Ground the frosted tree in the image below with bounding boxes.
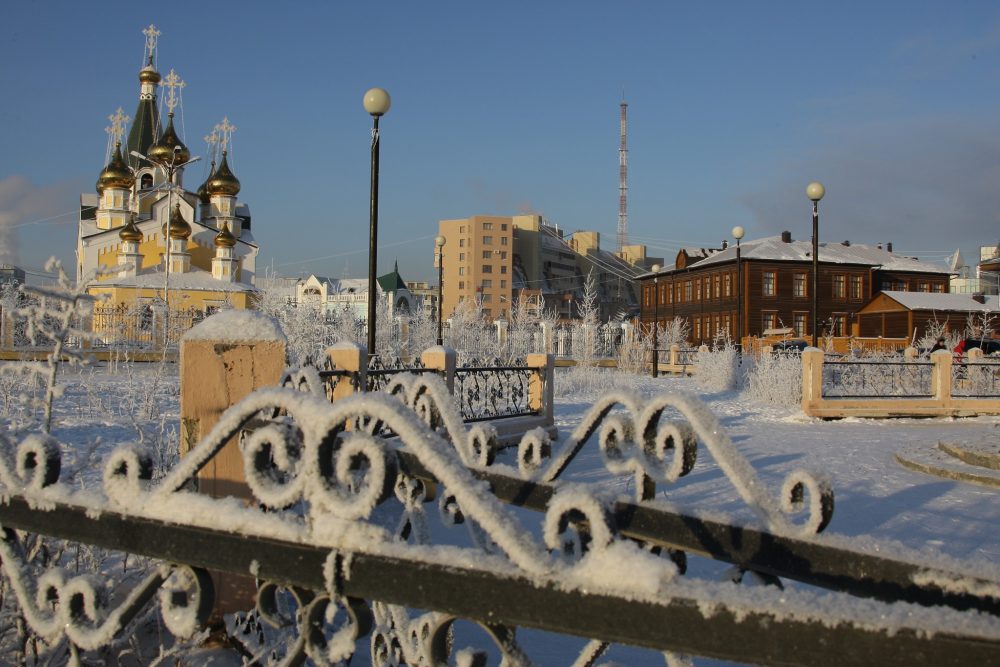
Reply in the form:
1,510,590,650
6,259,100,432
572,271,600,368
965,311,995,346
507,292,542,363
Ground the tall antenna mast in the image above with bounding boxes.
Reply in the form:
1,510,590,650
617,96,629,253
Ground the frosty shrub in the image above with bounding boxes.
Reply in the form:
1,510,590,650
695,330,739,392
915,318,961,354
617,323,651,374
571,271,600,368
742,351,803,407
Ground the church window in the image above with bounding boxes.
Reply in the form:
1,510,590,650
141,173,153,189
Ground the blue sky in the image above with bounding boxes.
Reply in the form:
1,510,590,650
3,2,1000,283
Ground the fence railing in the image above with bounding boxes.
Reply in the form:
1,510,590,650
317,343,555,444
803,347,1000,417
3,320,1000,665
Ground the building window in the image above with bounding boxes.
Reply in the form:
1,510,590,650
501,223,508,231
500,266,507,274
694,279,702,301
918,282,930,292
831,312,847,336
684,281,693,302
482,294,492,302
762,271,776,297
483,236,493,245
932,283,944,293
500,279,507,288
850,275,863,300
793,273,807,298
499,251,508,259
459,239,465,248
723,313,732,337
482,264,492,273
500,236,508,246
482,279,492,288
713,274,721,299
762,310,777,331
724,273,732,298
482,222,493,230
459,253,465,261
665,282,672,304
458,267,465,276
483,308,491,316
833,275,846,299
482,251,492,259
458,281,465,290
793,312,808,338
694,316,702,341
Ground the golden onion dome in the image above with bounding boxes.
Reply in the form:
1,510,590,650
214,223,237,248
147,112,191,166
96,142,135,193
139,65,161,85
197,161,216,204
206,151,240,196
118,215,143,243
162,203,192,240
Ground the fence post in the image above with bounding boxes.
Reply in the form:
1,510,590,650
930,349,953,402
421,345,457,393
670,343,680,366
179,310,286,621
325,342,366,401
527,353,554,423
540,322,554,354
495,320,508,352
904,347,918,360
968,347,984,362
801,348,824,414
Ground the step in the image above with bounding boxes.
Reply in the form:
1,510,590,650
895,443,1000,489
938,438,1000,471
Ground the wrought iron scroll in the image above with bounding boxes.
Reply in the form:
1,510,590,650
454,357,535,422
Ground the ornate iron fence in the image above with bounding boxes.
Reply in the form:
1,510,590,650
953,360,1000,397
1,381,998,664
822,360,934,398
675,347,699,365
453,357,534,422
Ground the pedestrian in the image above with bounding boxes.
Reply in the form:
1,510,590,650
930,337,947,352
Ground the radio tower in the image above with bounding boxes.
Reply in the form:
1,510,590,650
617,97,629,253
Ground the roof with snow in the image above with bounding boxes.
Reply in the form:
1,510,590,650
877,291,999,312
646,236,952,276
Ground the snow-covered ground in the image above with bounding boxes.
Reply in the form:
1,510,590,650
5,361,1000,665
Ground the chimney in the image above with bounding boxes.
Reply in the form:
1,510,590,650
887,242,893,253
781,231,792,243
841,240,851,246
973,293,986,304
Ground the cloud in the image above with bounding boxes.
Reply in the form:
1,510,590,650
738,115,1000,257
0,175,82,268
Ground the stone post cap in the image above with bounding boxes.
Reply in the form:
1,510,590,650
182,310,286,343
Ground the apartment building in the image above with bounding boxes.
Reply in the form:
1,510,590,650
438,215,515,320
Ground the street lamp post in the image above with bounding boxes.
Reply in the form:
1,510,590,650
650,263,661,377
364,87,391,361
732,225,745,355
435,235,446,346
807,181,826,348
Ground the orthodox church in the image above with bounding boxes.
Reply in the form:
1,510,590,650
78,25,258,326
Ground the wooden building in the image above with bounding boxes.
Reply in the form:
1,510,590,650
639,232,952,345
856,291,998,340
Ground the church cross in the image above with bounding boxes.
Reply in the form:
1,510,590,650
161,69,185,114
215,117,237,154
142,24,160,64
105,107,130,145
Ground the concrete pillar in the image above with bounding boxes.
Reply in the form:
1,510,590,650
540,322,554,354
421,346,457,393
670,343,680,366
904,347,918,360
527,353,554,424
179,310,286,621
495,320,508,353
325,342,366,401
801,348,825,413
930,349,953,402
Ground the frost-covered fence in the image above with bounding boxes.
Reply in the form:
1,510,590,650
803,348,1000,418
4,378,1000,665
318,343,556,444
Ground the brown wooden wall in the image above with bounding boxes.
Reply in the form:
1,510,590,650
640,259,949,345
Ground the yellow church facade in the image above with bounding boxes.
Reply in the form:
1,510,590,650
78,25,258,345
